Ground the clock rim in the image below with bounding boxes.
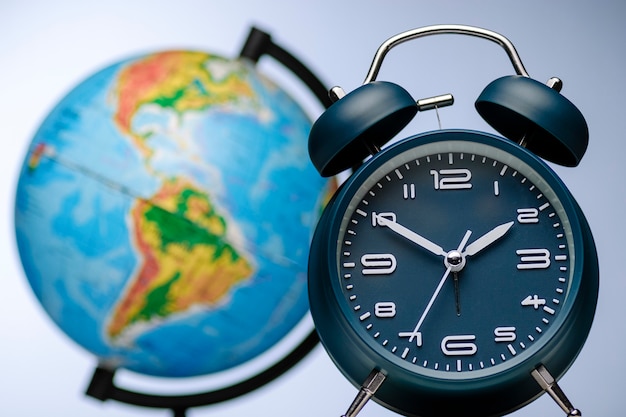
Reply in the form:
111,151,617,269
308,129,598,416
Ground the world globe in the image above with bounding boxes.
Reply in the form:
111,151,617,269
14,50,333,378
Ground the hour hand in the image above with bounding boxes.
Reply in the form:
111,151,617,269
375,214,446,257
463,221,514,257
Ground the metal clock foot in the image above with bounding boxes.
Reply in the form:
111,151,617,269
341,370,386,417
531,365,582,416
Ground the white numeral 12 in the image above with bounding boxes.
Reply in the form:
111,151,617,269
430,169,472,190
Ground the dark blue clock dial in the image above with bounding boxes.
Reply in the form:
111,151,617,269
335,136,574,376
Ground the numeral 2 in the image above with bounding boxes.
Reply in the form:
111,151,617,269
517,208,539,224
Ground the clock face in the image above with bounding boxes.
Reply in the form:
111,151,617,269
330,131,583,379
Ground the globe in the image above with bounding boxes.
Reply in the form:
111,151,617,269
14,50,333,378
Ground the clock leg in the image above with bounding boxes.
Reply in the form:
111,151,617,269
341,370,387,417
531,365,582,416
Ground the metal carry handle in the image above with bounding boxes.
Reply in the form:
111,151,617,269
363,24,530,84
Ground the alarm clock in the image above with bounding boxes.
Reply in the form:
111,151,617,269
307,25,598,417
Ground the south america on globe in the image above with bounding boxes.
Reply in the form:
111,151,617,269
15,50,333,378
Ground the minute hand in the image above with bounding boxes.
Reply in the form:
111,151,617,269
377,215,446,257
463,221,514,257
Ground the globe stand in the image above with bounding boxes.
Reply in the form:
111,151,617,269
84,25,331,417
85,331,319,416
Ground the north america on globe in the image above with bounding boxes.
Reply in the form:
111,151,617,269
15,50,332,377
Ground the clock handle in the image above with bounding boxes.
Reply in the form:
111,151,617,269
531,365,582,416
340,370,387,417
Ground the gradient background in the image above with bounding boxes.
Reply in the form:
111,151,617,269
2,1,624,416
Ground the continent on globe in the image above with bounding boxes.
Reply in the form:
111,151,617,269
114,51,254,157
107,177,253,344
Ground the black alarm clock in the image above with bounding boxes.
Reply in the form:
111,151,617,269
307,24,598,417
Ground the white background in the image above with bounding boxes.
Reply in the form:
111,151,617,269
1,1,624,416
